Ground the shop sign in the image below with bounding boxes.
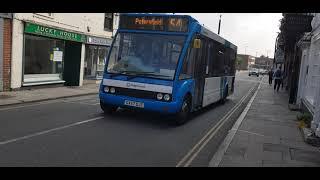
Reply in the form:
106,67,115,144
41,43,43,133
87,36,112,46
24,22,86,43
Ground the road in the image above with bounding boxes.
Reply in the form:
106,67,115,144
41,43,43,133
0,71,261,166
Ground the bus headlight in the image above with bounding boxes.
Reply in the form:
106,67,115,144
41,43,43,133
157,93,163,100
110,87,116,93
104,86,109,93
164,94,170,101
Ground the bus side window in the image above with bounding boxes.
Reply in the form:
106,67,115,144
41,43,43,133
179,41,195,80
212,41,225,76
206,40,214,76
224,47,236,76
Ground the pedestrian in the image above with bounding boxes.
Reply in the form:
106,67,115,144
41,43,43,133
268,69,273,85
273,66,283,92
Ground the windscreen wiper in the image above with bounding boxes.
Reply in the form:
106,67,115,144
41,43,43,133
109,70,153,78
125,72,172,80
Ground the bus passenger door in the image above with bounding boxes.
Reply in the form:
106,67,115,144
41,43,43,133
193,36,207,109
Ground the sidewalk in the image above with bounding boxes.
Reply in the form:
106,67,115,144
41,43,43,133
210,78,320,167
0,80,100,106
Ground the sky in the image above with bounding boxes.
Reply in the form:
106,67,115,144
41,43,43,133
177,13,282,58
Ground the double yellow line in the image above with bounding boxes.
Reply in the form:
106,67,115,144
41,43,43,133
176,85,257,167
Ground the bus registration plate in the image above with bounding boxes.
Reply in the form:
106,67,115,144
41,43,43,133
124,100,144,108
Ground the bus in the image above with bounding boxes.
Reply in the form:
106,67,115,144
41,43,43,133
99,13,237,125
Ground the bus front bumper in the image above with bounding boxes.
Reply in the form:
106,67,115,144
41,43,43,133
99,92,181,114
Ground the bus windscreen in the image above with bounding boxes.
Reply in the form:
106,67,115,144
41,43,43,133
119,15,189,32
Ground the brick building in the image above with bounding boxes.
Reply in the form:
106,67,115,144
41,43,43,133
236,54,255,70
0,13,12,92
254,55,273,69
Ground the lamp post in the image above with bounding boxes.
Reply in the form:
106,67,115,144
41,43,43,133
218,14,222,35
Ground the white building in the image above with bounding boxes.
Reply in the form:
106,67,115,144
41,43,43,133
297,13,320,137
10,13,119,89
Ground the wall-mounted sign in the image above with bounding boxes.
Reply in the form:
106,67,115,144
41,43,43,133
275,49,284,63
53,51,63,62
86,36,112,46
24,22,86,43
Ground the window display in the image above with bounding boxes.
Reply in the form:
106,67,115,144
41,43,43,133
24,34,65,83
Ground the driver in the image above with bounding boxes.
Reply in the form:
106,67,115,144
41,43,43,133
136,42,151,65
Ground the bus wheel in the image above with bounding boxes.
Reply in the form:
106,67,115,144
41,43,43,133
175,97,191,126
100,101,118,114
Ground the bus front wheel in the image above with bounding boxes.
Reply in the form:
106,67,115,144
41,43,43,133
100,101,118,114
175,97,191,126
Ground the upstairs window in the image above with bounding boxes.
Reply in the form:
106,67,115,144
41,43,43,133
104,13,114,31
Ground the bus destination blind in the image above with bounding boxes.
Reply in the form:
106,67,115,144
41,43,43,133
120,15,189,32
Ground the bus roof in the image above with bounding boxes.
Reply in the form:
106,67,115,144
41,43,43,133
119,13,237,51
201,26,237,51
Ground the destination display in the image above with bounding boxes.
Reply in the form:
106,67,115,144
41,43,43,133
119,15,189,32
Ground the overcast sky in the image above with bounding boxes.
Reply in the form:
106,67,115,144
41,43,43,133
178,13,282,58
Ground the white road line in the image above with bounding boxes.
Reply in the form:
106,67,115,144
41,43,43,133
0,116,104,146
175,92,248,167
208,79,262,167
176,85,256,167
182,85,256,167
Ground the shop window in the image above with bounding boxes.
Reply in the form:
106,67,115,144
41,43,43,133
85,45,110,78
104,13,113,31
24,34,65,81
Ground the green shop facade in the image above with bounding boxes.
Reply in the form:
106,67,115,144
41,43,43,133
22,22,111,87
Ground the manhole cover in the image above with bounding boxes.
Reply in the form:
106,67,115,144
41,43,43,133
0,94,13,99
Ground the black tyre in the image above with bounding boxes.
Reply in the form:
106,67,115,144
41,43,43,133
174,97,191,126
100,101,118,114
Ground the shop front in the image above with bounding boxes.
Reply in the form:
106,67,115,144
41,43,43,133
23,22,86,86
84,36,112,79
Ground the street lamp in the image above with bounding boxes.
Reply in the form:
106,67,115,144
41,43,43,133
218,14,222,35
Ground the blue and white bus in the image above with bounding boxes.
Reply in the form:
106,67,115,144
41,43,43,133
99,13,237,125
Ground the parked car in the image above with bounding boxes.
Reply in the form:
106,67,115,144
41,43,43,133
249,68,259,77
259,69,268,75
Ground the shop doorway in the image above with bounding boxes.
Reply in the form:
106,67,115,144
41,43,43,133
64,41,82,86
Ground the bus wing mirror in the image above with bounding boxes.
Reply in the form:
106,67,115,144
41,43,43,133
193,39,201,48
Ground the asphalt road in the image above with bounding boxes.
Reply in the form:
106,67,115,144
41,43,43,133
0,71,261,166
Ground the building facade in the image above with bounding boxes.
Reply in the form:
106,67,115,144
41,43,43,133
10,13,119,90
296,14,320,137
277,13,314,104
0,13,12,92
254,55,273,69
236,54,255,70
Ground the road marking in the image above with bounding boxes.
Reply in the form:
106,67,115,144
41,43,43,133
176,84,257,167
175,91,249,167
208,78,262,167
0,116,104,146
